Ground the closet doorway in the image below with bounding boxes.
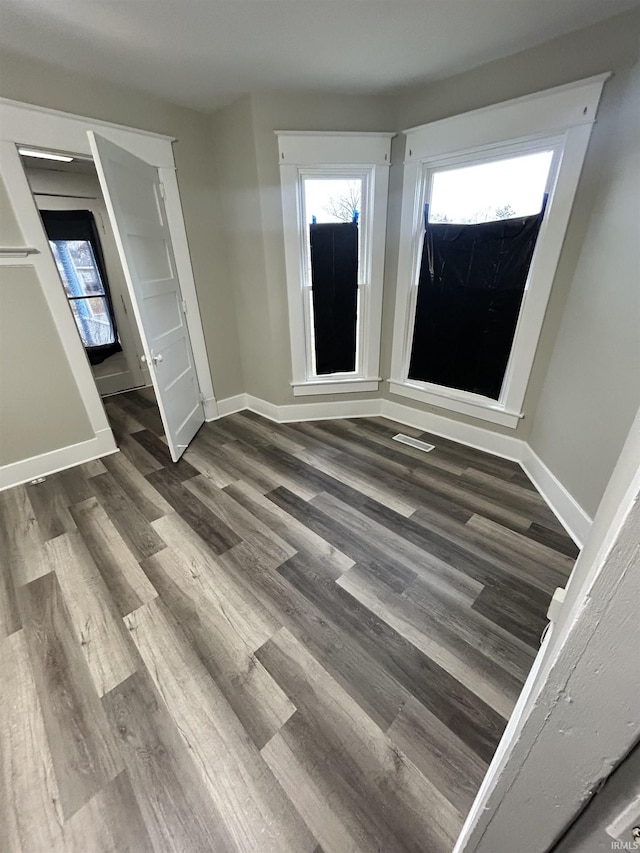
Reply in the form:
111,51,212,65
21,148,150,398
11,130,207,463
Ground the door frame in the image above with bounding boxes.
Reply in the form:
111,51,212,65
0,97,218,484
454,404,640,852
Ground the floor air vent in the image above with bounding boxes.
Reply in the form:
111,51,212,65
392,434,435,452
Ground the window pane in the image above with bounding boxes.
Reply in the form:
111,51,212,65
303,178,362,225
303,177,363,283
70,296,117,347
429,151,554,225
302,178,362,376
49,239,105,297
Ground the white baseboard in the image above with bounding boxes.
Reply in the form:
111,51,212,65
202,395,220,421
214,393,246,418
0,389,592,547
0,428,118,492
380,398,524,463
521,444,592,548
246,394,380,423
0,384,591,548
210,393,380,423
212,391,592,547
381,400,591,545
211,394,522,459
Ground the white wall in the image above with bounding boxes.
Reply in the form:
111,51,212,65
211,91,393,405
0,47,244,402
0,47,244,478
389,9,640,517
0,171,94,465
527,58,640,517
2,12,637,522
207,9,639,524
209,96,275,402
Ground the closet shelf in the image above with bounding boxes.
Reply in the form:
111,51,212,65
0,247,40,257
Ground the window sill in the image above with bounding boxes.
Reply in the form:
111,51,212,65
388,380,523,429
292,377,380,397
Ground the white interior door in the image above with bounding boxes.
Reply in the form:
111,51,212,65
88,131,204,461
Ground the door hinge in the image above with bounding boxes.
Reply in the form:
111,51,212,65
199,391,205,404
158,181,166,200
181,299,188,314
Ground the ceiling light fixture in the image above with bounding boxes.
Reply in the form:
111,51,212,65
18,148,74,162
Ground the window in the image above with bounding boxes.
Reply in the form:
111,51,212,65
408,148,555,401
304,176,363,376
428,151,553,224
390,75,609,427
277,132,392,396
41,209,122,364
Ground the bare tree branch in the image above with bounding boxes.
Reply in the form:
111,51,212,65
324,185,361,223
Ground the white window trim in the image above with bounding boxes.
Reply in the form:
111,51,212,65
389,74,610,429
277,131,393,396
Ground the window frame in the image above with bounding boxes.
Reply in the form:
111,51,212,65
389,74,609,428
40,208,123,364
277,131,393,397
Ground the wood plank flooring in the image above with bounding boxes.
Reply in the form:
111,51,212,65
0,388,579,853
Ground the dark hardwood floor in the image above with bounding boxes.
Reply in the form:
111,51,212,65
0,388,578,852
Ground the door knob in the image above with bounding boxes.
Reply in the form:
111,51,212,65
152,354,163,364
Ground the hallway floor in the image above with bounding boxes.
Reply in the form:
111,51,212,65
0,389,578,852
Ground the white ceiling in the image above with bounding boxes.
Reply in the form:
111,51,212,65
0,0,637,113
